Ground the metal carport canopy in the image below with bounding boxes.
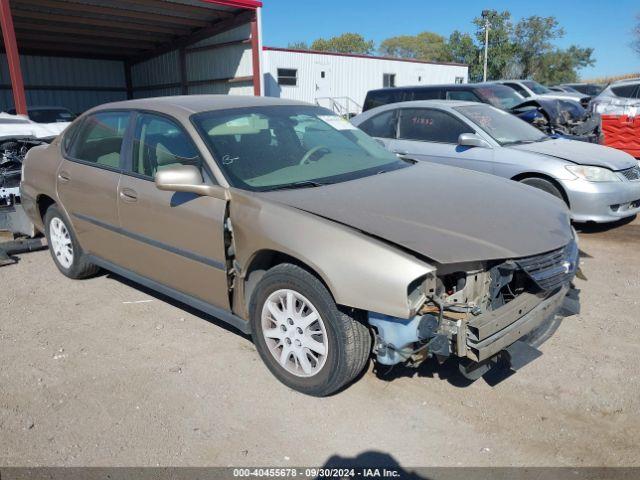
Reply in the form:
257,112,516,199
0,0,263,114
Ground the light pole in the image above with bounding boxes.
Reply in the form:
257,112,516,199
482,10,490,82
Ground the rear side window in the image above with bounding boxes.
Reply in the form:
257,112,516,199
358,110,397,139
398,108,473,143
130,113,201,178
69,111,130,169
411,89,442,101
611,84,638,98
446,90,481,102
363,90,403,111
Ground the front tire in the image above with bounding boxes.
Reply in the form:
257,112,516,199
250,263,371,396
44,205,99,279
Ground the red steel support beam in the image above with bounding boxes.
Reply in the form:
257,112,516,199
0,0,27,114
250,16,261,96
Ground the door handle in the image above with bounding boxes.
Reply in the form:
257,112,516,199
119,188,138,202
57,171,71,183
393,150,408,156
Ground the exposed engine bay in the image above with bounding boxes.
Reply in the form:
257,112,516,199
369,238,580,379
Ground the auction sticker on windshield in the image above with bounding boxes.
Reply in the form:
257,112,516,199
318,115,358,130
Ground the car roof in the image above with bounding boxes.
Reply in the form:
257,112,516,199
367,82,506,94
26,106,71,111
490,80,527,83
612,77,640,85
353,100,484,122
86,95,315,120
379,99,479,109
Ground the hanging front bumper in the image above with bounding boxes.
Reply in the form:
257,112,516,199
462,284,574,362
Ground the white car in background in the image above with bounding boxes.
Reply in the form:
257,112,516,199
352,100,640,223
590,78,640,116
492,79,591,108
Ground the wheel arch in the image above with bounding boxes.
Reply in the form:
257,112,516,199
511,172,571,207
36,194,56,222
242,249,336,314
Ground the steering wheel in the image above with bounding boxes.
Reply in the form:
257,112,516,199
299,145,329,165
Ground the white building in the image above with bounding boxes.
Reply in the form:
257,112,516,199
262,47,468,115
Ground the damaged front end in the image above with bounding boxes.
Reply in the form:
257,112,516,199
369,238,581,379
511,98,600,143
1,138,49,237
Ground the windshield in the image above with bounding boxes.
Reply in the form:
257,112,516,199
473,85,524,110
192,106,407,191
455,104,547,146
522,80,551,95
29,109,76,123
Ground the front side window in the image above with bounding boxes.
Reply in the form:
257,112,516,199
522,80,551,95
69,111,130,169
455,104,547,146
358,110,397,139
398,108,473,143
130,114,201,178
277,68,298,86
192,106,407,191
504,82,530,98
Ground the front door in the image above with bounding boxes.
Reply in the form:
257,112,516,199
116,112,230,309
56,111,131,263
388,108,495,174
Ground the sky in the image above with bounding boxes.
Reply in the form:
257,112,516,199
261,0,639,80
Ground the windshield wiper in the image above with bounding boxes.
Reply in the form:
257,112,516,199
262,180,327,191
502,139,539,146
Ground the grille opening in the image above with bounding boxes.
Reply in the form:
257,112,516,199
620,165,640,181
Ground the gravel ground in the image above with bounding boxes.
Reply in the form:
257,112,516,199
1,217,639,467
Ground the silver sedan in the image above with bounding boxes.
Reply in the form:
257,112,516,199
352,100,640,223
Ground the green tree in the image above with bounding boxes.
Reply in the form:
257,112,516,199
471,10,517,81
448,31,481,79
513,16,565,79
310,33,375,55
288,41,309,50
449,10,594,83
379,31,452,62
535,46,595,84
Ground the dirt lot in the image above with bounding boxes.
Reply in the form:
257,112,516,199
1,217,639,467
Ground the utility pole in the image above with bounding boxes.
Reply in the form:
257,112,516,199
482,10,490,82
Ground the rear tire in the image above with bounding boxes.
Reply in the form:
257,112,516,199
250,263,371,396
519,177,565,204
44,205,99,279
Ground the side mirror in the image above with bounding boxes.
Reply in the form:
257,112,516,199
154,165,226,200
458,133,491,148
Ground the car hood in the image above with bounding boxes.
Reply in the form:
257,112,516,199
0,114,70,141
511,138,637,170
257,162,572,265
539,92,588,101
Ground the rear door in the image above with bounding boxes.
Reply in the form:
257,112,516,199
116,111,230,309
57,110,131,263
388,108,495,173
